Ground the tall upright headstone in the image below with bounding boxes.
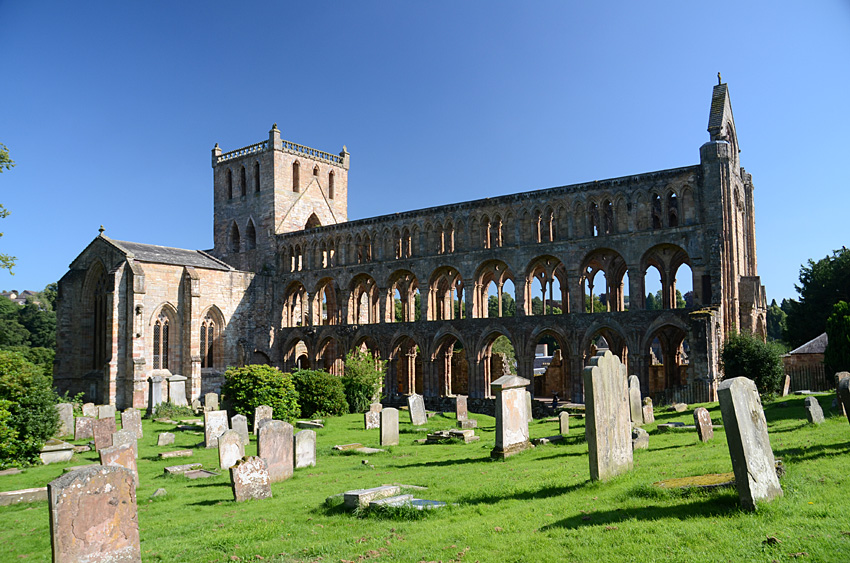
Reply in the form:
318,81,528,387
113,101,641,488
837,373,850,423
294,429,317,468
205,392,219,412
231,414,250,445
628,375,643,426
218,429,245,470
75,416,94,440
92,417,116,451
148,375,164,414
254,405,273,435
455,395,468,422
490,375,532,460
121,408,143,439
258,420,294,483
204,410,229,448
168,374,188,406
111,429,139,458
82,402,97,418
583,350,632,481
693,407,714,442
380,407,399,446
49,466,140,562
55,403,74,437
718,377,783,510
99,442,139,488
407,393,427,426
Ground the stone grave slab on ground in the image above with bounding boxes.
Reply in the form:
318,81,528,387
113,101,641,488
0,467,22,476
456,395,468,422
112,429,138,458
157,432,175,446
426,429,479,444
294,429,316,468
92,417,116,450
218,429,245,470
628,375,643,426
296,420,324,429
333,443,364,451
458,419,477,429
407,394,427,426
344,485,401,509
804,396,825,424
49,465,140,562
164,463,203,475
0,487,47,506
160,449,193,459
259,420,294,483
231,456,272,502
168,374,188,406
99,442,139,487
184,469,218,479
694,407,714,442
39,439,74,464
559,411,569,435
380,408,399,446
204,409,229,448
74,416,94,440
490,375,532,459
254,405,273,435
82,402,97,418
122,408,143,439
642,398,655,424
232,414,250,445
718,376,783,510
55,403,74,437
583,350,632,481
63,464,97,473
148,375,164,414
204,392,219,412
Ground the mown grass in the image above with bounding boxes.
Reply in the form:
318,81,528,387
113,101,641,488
2,394,850,562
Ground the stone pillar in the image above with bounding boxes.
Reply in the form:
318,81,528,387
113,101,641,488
568,271,585,314
490,375,532,459
306,292,317,326
515,277,527,316
463,278,475,320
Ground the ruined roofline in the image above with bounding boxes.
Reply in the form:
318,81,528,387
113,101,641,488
215,138,346,167
277,163,700,238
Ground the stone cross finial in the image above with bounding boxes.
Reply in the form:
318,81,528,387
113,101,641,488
98,225,104,235
717,72,722,84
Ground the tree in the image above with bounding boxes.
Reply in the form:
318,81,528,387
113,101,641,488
766,299,787,343
0,143,16,273
645,292,659,311
491,335,517,374
292,369,348,417
721,332,785,397
783,248,850,347
221,364,299,425
0,296,30,346
342,350,385,413
824,301,850,376
487,292,516,317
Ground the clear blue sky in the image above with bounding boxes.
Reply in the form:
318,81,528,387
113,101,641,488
1,1,848,303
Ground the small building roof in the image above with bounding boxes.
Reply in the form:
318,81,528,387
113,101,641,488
787,333,828,355
108,239,233,271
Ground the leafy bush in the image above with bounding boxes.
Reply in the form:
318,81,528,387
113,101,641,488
0,350,59,467
0,346,55,375
149,401,195,420
721,331,785,397
342,350,384,413
825,301,850,376
221,364,299,425
292,369,348,418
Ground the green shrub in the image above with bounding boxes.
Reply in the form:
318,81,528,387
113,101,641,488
149,401,194,420
0,399,20,467
0,350,59,467
292,369,348,418
342,350,384,413
0,346,55,376
221,364,299,425
721,331,785,397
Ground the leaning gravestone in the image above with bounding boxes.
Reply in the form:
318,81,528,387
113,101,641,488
49,466,140,562
456,395,468,422
254,405,273,435
693,407,714,442
782,374,791,397
168,374,188,406
718,377,783,510
258,420,294,483
82,402,97,418
559,411,569,435
231,414,250,445
407,393,427,426
642,397,655,424
55,403,74,437
204,410,229,448
583,350,632,481
804,396,824,424
75,416,94,440
837,374,850,423
490,375,532,459
380,407,399,446
92,417,116,451
157,432,175,446
111,429,138,458
628,375,643,426
205,392,219,412
230,456,272,502
294,429,317,468
97,404,116,419
218,429,245,470
148,375,164,414
99,442,139,488
122,408,143,439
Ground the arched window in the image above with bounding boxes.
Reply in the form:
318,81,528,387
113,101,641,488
328,171,335,200
226,169,233,200
292,161,300,193
305,213,321,229
152,311,170,370
313,165,319,176
246,220,257,250
92,271,108,370
668,192,679,227
254,161,260,192
200,313,217,369
603,200,614,234
230,223,240,253
590,203,600,236
652,195,663,229
240,166,246,197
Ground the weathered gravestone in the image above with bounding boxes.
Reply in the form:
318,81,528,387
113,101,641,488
584,350,632,481
231,414,250,445
92,417,116,451
254,405,273,435
693,407,714,442
559,411,569,435
632,427,649,450
837,373,850,422
218,429,245,470
365,410,380,430
111,429,138,458
157,432,175,446
55,403,74,437
456,395,468,422
490,375,532,460
782,374,791,397
407,393,427,426
380,407,399,446
804,396,824,424
82,402,97,418
231,456,272,502
258,420,294,483
121,408,143,440
148,375,164,414
99,442,139,487
642,397,655,424
204,410,229,448
205,392,219,412
526,391,533,422
97,404,116,419
75,416,94,440
168,374,188,406
294,429,317,468
718,377,783,510
628,375,643,426
49,466,140,562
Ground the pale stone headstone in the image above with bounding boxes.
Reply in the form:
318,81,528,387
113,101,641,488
218,429,245,470
231,414,250,445
168,374,188,406
632,427,649,450
407,394,427,426
56,403,74,437
111,429,138,458
82,402,97,418
164,463,202,475
583,350,632,481
718,377,783,510
628,375,643,426
49,466,140,562
455,395,468,422
230,456,272,502
40,439,75,464
205,392,219,412
97,404,116,419
526,391,533,422
92,417,116,451
121,408,143,439
558,411,569,435
204,410,229,448
369,402,383,413
364,410,380,430
782,374,791,397
157,432,175,446
380,407,399,446
75,416,94,440
490,375,532,459
191,398,202,413
148,375,164,414
294,429,317,468
160,449,193,459
258,420,294,483
672,402,688,413
837,373,850,422
693,407,714,442
254,405,273,435
642,397,655,424
99,442,139,488
804,396,825,424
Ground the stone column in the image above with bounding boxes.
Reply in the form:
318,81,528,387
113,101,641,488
628,265,644,310
568,271,585,314
515,277,527,316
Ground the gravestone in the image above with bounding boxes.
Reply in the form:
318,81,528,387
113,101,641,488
632,427,649,450
837,373,850,422
204,410,229,448
49,466,140,562
558,411,569,435
92,417,116,451
205,392,219,412
294,429,317,468
218,429,244,470
628,375,643,426
718,377,783,510
122,408,143,440
75,416,94,440
157,432,175,446
782,374,791,397
230,456,272,502
364,410,380,430
148,375,164,414
672,402,688,413
583,350,632,481
380,407,399,446
693,407,714,442
804,396,824,424
82,402,97,418
168,374,188,406
258,420,294,483
99,442,139,487
254,405,273,435
526,391,533,422
232,414,250,445
111,429,138,458
455,395,468,422
642,397,655,424
97,404,115,419
369,402,383,414
407,393,427,426
490,375,532,459
55,403,74,437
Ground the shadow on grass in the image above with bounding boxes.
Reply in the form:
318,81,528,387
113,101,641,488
392,454,494,469
458,481,589,506
773,440,850,463
189,499,227,507
187,481,229,488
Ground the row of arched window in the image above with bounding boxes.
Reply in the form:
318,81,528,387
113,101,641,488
292,161,335,200
229,220,257,253
152,309,222,370
226,161,261,200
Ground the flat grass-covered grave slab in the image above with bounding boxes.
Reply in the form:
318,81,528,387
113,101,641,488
1,394,850,561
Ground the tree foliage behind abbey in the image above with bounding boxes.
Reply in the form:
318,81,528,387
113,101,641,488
721,331,785,397
824,301,850,376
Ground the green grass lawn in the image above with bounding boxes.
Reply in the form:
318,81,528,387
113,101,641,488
2,394,850,562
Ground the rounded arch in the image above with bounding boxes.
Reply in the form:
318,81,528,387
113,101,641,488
388,334,423,397
640,244,691,310
525,255,567,315
526,326,571,400
642,322,689,394
199,305,225,370
387,269,420,323
281,332,312,371
428,265,465,321
349,273,379,324
282,281,308,327
474,259,516,318
432,330,469,397
580,248,628,312
314,277,339,325
316,335,344,375
581,321,631,376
